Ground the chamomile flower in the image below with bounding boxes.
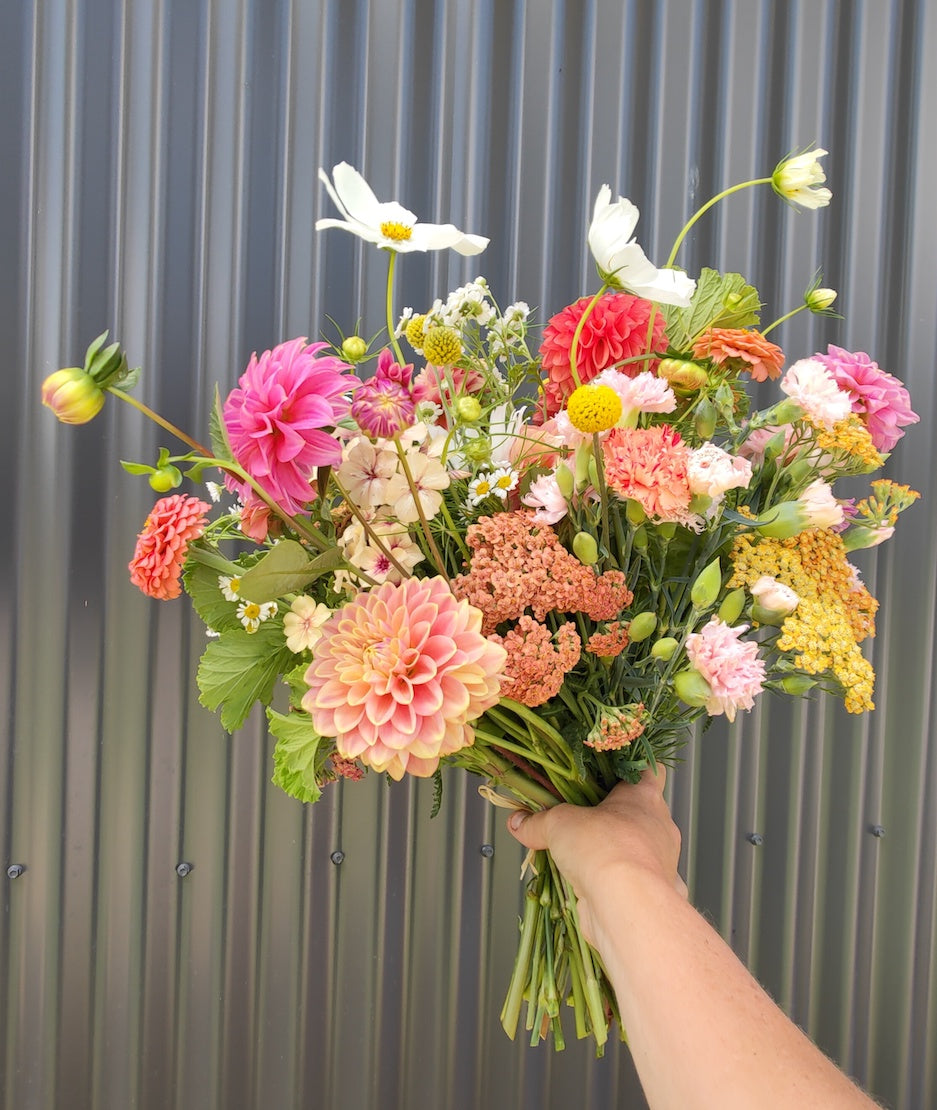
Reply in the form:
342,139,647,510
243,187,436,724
490,467,518,500
205,481,224,503
219,574,241,601
467,472,496,507
236,599,278,634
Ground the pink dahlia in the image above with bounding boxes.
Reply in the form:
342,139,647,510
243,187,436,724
223,337,359,514
684,617,765,722
302,576,506,780
128,494,211,600
351,376,415,438
602,425,693,522
373,347,414,390
539,293,668,417
814,344,919,452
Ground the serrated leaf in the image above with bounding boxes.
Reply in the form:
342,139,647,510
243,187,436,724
268,707,327,804
182,557,243,631
197,621,294,732
238,540,346,603
210,385,235,464
283,661,312,709
662,268,761,350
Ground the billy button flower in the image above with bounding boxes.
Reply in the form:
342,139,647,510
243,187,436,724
422,325,462,367
566,383,622,434
404,314,427,351
41,331,136,424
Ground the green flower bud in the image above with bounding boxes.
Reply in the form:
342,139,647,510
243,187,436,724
341,335,368,361
805,286,837,313
627,612,657,642
41,367,106,424
673,668,712,707
455,396,482,423
149,465,182,493
657,522,676,541
658,358,709,393
587,457,600,490
463,437,491,463
690,557,722,609
651,636,680,661
694,397,717,440
776,674,817,695
572,531,598,565
554,463,575,498
631,525,648,552
626,499,646,526
718,587,746,625
771,399,803,426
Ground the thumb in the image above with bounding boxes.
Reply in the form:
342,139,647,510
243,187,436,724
506,807,553,850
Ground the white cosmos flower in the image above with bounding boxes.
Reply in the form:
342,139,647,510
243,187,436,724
772,148,832,209
316,163,489,255
588,186,696,307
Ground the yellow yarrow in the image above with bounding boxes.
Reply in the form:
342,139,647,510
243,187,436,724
807,415,883,472
566,383,623,434
422,325,462,367
729,525,878,712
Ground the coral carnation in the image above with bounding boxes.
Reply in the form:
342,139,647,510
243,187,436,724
223,337,359,514
692,328,785,383
539,293,667,416
128,494,211,600
603,425,693,522
302,577,506,780
685,617,765,722
814,344,919,452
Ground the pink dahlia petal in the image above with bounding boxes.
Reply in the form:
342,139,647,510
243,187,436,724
302,577,506,779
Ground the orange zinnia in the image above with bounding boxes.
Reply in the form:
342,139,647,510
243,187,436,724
692,327,785,382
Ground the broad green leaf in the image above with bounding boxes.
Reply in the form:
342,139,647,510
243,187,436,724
197,620,293,732
268,707,327,804
183,555,243,631
662,268,761,350
238,540,346,603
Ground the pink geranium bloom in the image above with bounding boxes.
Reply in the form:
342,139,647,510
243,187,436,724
602,425,693,523
223,337,359,514
539,293,667,417
685,617,766,722
814,344,919,452
128,495,211,600
302,576,506,780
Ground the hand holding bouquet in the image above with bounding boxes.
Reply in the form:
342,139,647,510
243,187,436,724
42,150,919,1052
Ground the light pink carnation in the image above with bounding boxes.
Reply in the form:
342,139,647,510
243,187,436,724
594,368,676,415
687,443,753,499
302,577,506,780
780,357,852,429
814,345,919,452
685,617,765,722
521,472,569,524
223,337,359,514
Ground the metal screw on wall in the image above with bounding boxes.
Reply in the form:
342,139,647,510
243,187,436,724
747,833,764,846
869,825,886,839
6,864,26,879
330,850,345,866
480,844,494,858
175,862,194,877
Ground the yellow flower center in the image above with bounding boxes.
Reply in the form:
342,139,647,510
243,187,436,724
241,603,261,621
566,383,623,433
494,474,514,490
380,221,413,242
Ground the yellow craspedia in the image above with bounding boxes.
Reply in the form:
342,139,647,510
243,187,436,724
566,383,622,433
422,325,462,367
404,314,427,350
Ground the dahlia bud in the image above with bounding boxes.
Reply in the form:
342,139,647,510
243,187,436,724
149,465,182,493
658,358,709,393
41,366,105,424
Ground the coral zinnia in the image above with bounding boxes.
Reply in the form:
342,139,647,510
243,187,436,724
223,337,359,515
302,576,506,780
128,494,211,600
692,327,785,383
539,293,667,416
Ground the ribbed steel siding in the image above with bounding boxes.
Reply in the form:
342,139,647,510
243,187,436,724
3,1,935,1107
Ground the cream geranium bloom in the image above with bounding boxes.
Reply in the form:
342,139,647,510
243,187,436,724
588,186,696,306
316,163,489,255
772,148,832,209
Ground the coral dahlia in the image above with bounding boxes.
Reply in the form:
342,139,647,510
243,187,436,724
302,577,506,779
128,494,211,600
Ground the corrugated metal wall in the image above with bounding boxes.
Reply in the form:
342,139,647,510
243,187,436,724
4,1,936,1107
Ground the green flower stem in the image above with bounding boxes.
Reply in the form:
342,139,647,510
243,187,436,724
568,283,609,389
665,177,773,268
107,385,211,456
437,496,470,562
592,431,612,560
562,870,609,1046
760,302,806,337
500,878,542,1038
385,251,406,364
488,737,582,794
392,439,449,579
329,474,412,580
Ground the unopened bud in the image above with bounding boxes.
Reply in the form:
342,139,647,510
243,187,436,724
805,287,837,313
631,525,648,552
463,437,491,463
149,465,182,493
455,396,482,423
694,397,717,440
658,358,709,393
41,367,106,424
341,335,368,361
651,636,679,661
776,674,817,695
572,531,598,565
674,668,712,707
718,588,746,625
555,463,575,498
628,612,657,642
626,499,646,526
690,557,722,609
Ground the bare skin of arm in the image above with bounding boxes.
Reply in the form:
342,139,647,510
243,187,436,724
507,767,878,1110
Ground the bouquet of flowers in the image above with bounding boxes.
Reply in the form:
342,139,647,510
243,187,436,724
42,150,919,1052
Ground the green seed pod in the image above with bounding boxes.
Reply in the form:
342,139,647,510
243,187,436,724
674,668,712,707
651,636,680,661
718,587,746,625
690,557,722,610
572,531,599,565
627,611,657,642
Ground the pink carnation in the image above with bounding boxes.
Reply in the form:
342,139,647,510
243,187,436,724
814,345,919,452
128,494,211,600
539,293,667,416
602,425,693,522
685,617,765,722
223,337,359,514
302,576,506,780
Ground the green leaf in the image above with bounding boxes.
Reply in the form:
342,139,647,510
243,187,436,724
662,268,761,350
209,385,235,464
197,620,293,732
283,660,312,709
430,768,443,818
238,540,346,603
268,707,327,804
183,556,243,631
120,460,156,476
